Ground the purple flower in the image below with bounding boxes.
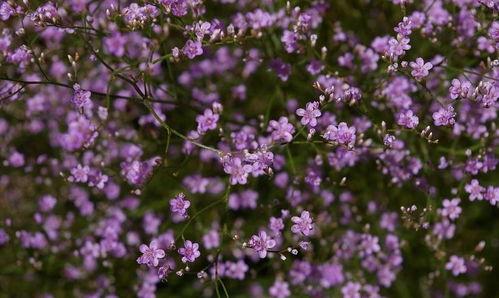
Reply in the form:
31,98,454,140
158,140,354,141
8,151,24,167
269,217,284,234
202,229,220,250
30,2,60,26
7,45,32,68
307,59,325,75
137,240,166,267
388,37,411,57
319,263,344,288
397,110,419,129
296,101,321,127
159,0,188,17
0,228,9,245
445,255,467,276
341,281,361,298
439,198,462,220
269,59,292,82
0,2,15,21
361,234,381,255
122,3,159,27
249,231,276,258
281,30,298,53
39,195,57,212
104,32,126,57
169,193,190,217
410,57,433,80
120,158,157,186
71,84,91,108
226,260,249,280
178,240,201,263
484,186,499,206
323,122,356,147
268,117,295,143
269,280,290,298
290,211,314,236
70,164,90,183
182,40,203,59
432,106,456,126
449,78,471,99
465,179,484,201
383,134,396,147
223,156,251,185
196,109,219,135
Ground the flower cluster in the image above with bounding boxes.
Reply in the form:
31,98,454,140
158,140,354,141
0,0,497,297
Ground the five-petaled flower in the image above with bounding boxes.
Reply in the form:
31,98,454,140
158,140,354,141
249,231,276,258
445,255,467,276
323,122,356,148
178,240,201,263
137,240,165,267
296,101,321,127
170,193,190,217
291,211,314,236
409,57,432,80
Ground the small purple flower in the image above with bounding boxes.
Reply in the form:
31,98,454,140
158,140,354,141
226,260,248,280
269,58,292,82
268,116,295,143
323,122,356,147
0,228,9,245
409,57,433,80
449,79,471,99
196,109,219,135
383,134,396,147
137,240,166,267
465,179,484,201
0,2,15,21
296,101,321,127
269,280,290,298
281,30,298,53
178,240,201,263
71,84,91,108
104,32,126,57
202,229,220,250
249,231,276,258
439,198,462,220
223,157,251,185
182,40,203,59
269,217,284,234
307,59,325,75
361,234,381,255
291,211,314,236
39,195,57,212
445,255,467,276
120,159,157,186
397,110,419,129
169,193,190,217
30,2,60,26
70,164,90,183
341,281,361,298
8,151,24,167
432,106,456,126
388,37,411,57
